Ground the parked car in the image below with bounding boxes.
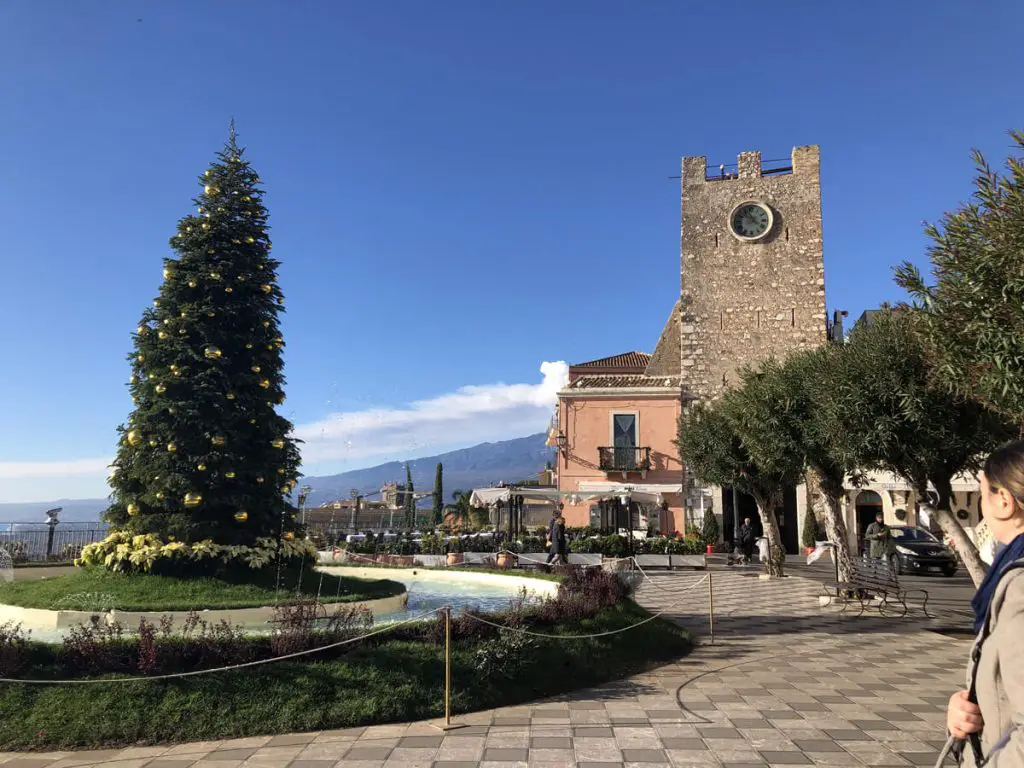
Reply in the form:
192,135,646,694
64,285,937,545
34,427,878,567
885,526,958,577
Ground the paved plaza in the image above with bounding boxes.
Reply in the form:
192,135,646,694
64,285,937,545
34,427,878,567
0,566,970,768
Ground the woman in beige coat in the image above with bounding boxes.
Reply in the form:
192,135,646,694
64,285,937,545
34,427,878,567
945,439,1024,767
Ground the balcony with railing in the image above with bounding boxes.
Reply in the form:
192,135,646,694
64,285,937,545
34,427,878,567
598,446,651,473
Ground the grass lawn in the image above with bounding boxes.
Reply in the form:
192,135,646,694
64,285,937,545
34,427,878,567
0,566,405,612
0,600,691,750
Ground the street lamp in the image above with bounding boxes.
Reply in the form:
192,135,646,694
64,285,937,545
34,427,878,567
298,486,312,525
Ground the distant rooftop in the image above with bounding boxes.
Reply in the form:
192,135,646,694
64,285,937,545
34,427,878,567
571,351,651,370
566,374,681,390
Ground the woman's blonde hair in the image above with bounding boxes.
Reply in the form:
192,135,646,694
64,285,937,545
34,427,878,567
556,516,565,525
984,439,1024,513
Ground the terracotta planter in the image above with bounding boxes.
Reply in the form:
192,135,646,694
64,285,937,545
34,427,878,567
706,545,714,555
446,552,463,566
496,552,515,569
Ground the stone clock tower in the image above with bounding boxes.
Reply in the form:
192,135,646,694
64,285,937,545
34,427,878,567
677,146,827,402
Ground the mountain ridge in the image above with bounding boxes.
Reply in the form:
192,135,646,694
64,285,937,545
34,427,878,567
0,433,552,521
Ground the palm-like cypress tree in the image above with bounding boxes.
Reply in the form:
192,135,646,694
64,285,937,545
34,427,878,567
105,127,302,551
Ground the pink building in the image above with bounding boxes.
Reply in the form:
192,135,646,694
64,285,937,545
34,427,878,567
551,351,686,534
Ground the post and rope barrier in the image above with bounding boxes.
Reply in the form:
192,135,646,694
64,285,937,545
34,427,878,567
0,552,720,740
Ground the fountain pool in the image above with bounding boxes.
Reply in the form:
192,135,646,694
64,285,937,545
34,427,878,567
317,566,559,623
2,567,559,643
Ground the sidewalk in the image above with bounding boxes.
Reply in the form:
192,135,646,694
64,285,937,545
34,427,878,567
0,569,968,767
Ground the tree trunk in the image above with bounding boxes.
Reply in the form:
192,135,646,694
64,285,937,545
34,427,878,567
931,475,988,587
753,489,786,577
815,470,856,583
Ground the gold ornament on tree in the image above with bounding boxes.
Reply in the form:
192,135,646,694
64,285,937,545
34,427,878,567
167,442,177,453
163,267,172,279
261,284,272,294
246,236,255,244
211,435,226,446
207,311,216,318
225,286,233,294
283,532,295,541
226,392,236,400
155,383,166,393
245,343,253,349
158,331,168,340
127,503,139,516
148,439,158,447
271,439,284,449
259,379,270,389
155,491,165,500
137,354,145,363
256,476,265,484
234,511,249,522
225,471,236,479
183,492,202,507
188,280,197,288
197,463,207,471
280,485,290,493
127,430,142,446
251,365,261,373
204,346,222,359
137,325,147,335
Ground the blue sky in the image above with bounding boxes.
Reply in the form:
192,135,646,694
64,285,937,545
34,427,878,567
0,0,1021,503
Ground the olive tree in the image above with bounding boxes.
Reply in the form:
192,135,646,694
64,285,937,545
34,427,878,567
895,130,1024,435
840,310,1013,585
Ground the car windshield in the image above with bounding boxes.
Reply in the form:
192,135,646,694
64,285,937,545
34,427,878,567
891,527,938,542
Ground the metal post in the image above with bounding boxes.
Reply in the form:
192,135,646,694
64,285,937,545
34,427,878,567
444,605,452,727
708,570,715,644
45,521,56,560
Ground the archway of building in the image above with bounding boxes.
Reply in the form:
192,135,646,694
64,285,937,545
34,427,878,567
722,486,799,555
854,489,884,554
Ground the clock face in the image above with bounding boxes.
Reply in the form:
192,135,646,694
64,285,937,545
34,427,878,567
730,202,772,240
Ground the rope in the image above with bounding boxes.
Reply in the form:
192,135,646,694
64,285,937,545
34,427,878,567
463,608,666,639
0,608,438,685
631,560,711,596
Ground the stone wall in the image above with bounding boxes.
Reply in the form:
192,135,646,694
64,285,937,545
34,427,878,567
678,146,827,401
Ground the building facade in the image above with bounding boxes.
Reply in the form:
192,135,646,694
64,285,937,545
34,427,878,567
554,352,685,533
554,146,830,552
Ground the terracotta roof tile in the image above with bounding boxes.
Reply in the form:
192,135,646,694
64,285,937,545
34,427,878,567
573,351,651,369
567,374,681,390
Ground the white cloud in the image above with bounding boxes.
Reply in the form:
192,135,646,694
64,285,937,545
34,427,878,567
0,362,569,503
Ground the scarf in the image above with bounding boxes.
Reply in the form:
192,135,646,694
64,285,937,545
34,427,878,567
972,532,1024,633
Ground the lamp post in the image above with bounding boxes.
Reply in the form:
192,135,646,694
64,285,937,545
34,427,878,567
349,489,359,533
298,486,311,525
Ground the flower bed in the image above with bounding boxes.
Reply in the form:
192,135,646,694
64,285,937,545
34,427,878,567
0,568,691,750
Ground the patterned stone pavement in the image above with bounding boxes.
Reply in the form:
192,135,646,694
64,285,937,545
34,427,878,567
0,568,969,768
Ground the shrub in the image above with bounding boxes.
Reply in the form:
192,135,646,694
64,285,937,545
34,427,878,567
0,541,29,564
419,534,444,555
700,512,719,547
0,622,31,678
78,532,317,575
801,511,820,549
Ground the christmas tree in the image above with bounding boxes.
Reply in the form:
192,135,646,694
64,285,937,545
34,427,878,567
92,126,306,572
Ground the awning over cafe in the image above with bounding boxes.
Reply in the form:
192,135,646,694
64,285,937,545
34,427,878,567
570,482,683,506
469,487,563,507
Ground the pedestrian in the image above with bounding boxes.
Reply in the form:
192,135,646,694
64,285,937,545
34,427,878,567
738,517,756,563
546,515,568,567
864,511,893,562
943,439,1024,768
547,504,561,547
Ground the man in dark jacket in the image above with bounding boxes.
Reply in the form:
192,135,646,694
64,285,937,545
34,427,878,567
546,516,568,567
865,512,894,560
738,517,756,563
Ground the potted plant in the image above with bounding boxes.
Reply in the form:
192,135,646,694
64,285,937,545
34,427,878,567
700,512,719,555
801,510,819,555
446,536,464,565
